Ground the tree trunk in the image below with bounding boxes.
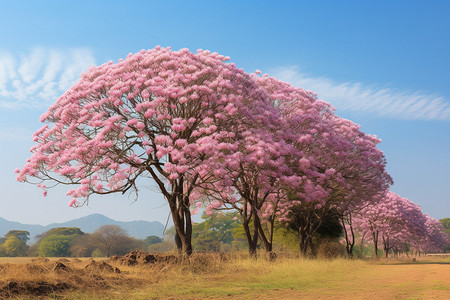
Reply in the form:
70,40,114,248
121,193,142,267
308,235,316,257
147,169,194,256
298,229,308,257
255,215,278,260
373,231,379,258
382,236,389,258
240,195,262,258
168,180,193,256
242,218,258,257
172,209,193,256
256,215,272,252
342,217,355,258
296,216,317,258
174,232,182,252
182,194,193,255
347,242,354,258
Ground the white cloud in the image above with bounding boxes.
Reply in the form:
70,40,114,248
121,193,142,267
0,127,31,141
271,66,450,121
18,48,45,84
0,53,17,88
0,48,96,110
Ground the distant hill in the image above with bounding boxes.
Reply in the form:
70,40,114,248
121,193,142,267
0,217,46,242
0,214,164,243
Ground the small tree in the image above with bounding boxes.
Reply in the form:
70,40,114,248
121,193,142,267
39,235,73,257
147,237,176,253
0,230,30,257
90,225,143,257
5,230,30,244
37,227,84,257
192,211,240,252
0,236,29,257
144,235,163,247
439,218,450,252
440,218,450,234
69,234,95,257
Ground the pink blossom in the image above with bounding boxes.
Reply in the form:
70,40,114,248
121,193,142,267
168,173,179,179
211,200,222,209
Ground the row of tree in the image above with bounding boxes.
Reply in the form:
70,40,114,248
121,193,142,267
0,226,164,257
343,192,448,258
190,211,449,258
16,47,449,257
1,214,448,258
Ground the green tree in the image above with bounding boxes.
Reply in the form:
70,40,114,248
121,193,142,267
91,248,106,257
192,211,241,252
5,230,30,243
232,219,299,252
440,218,450,252
271,222,299,252
147,237,176,253
36,227,84,257
1,236,28,256
144,235,164,247
36,227,83,240
231,220,255,251
0,230,30,256
440,218,450,234
39,235,74,257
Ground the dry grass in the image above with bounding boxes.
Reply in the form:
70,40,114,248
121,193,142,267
0,253,448,299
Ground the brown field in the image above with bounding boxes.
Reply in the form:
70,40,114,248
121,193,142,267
0,253,448,299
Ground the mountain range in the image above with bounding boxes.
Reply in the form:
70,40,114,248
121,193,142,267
0,214,165,243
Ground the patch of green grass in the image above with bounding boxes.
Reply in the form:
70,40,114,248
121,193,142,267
431,282,449,291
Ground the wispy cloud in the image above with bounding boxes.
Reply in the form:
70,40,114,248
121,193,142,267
272,66,450,121
0,127,32,141
0,48,96,110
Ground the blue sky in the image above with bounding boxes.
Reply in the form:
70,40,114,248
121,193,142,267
0,0,448,225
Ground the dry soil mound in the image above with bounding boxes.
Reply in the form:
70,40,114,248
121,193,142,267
110,250,177,266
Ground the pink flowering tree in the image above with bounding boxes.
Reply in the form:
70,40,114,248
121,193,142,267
354,192,398,258
420,216,448,253
16,47,271,255
381,196,427,258
193,110,289,256
328,117,392,258
354,191,428,258
251,74,391,257
196,73,340,256
301,114,392,258
252,75,334,256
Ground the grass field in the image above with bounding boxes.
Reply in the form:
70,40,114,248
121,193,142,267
0,254,448,299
